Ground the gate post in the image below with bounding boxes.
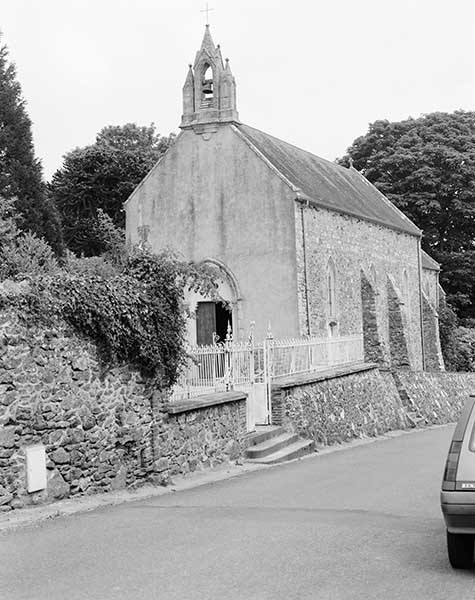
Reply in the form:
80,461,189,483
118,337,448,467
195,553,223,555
248,321,255,385
224,322,233,391
264,323,274,425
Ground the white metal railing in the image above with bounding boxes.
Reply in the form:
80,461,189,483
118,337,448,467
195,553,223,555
170,332,364,402
270,334,364,379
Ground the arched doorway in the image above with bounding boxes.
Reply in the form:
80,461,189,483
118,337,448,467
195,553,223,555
196,300,232,345
185,259,241,346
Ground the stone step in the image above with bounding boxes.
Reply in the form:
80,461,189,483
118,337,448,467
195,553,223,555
244,426,286,448
245,432,300,459
247,439,315,465
406,411,426,427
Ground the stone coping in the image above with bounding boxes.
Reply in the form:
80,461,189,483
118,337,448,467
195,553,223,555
166,391,248,415
272,362,378,390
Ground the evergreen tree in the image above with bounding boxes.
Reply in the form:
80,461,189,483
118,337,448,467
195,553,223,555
0,38,63,254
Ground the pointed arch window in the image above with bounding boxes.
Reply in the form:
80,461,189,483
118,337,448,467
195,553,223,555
327,259,337,319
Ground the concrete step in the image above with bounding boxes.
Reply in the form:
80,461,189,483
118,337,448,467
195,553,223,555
247,439,315,465
244,426,286,448
245,432,300,459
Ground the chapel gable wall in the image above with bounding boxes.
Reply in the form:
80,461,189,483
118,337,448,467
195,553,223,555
125,125,300,341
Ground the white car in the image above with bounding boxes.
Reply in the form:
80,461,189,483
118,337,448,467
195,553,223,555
441,395,475,569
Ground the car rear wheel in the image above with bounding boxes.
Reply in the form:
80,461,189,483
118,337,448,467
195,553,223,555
447,530,475,569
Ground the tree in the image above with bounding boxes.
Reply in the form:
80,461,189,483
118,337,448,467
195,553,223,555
0,196,58,281
339,111,475,318
0,38,63,254
50,123,175,256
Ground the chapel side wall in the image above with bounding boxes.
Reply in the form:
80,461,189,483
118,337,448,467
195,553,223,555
295,204,424,370
125,125,300,341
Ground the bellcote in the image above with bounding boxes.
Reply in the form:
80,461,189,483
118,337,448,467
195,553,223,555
180,26,239,130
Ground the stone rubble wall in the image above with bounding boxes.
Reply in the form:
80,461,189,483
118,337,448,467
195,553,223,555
0,311,246,511
153,398,245,476
421,292,445,371
394,370,475,425
295,204,424,369
273,366,475,447
272,366,408,446
2,306,473,513
360,271,388,366
386,276,411,369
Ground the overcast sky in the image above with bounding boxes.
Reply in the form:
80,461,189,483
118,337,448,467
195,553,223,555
1,0,475,180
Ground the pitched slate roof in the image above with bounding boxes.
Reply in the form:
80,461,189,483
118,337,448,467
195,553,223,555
421,250,440,271
235,123,421,237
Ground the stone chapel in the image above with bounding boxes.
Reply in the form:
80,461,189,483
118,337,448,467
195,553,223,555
125,26,444,371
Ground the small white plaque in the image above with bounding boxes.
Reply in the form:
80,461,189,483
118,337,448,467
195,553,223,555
26,445,47,493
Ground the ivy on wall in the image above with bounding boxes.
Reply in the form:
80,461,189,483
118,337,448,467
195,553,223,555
0,198,220,387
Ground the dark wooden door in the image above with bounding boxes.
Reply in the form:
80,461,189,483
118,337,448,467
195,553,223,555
196,302,216,346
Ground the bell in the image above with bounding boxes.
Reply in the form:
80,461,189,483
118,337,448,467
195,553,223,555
202,79,213,95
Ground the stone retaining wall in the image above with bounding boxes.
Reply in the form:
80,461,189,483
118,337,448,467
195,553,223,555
0,311,247,511
3,303,474,512
271,364,408,445
394,370,475,425
272,365,475,447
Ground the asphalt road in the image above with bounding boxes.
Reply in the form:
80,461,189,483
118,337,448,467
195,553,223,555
2,425,475,600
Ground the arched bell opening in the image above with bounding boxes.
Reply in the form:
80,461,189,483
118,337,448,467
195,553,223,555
200,63,214,106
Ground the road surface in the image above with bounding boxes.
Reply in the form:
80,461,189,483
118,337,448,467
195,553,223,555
2,425,475,600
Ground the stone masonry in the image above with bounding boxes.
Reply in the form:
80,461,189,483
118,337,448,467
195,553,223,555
360,271,388,365
0,311,246,511
421,292,444,371
271,365,475,448
386,276,411,369
271,365,408,445
295,204,423,370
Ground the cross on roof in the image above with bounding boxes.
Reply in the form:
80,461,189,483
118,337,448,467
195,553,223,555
201,3,214,25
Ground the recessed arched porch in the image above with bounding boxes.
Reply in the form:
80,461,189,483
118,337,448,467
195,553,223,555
185,258,242,346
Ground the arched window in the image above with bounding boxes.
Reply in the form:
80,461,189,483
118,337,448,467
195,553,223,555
327,259,336,318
